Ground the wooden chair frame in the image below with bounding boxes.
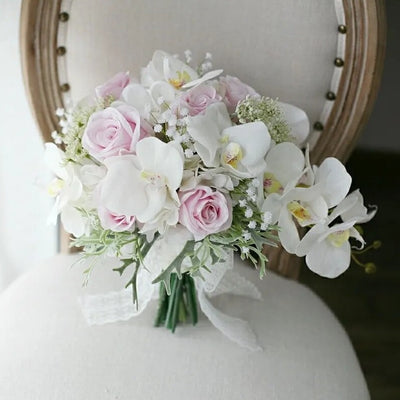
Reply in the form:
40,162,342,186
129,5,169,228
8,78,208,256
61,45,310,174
19,0,386,278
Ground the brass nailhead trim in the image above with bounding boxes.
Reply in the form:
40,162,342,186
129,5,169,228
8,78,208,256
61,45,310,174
334,57,344,67
59,12,69,22
326,91,336,101
313,121,324,131
56,46,66,56
60,83,70,92
338,25,347,34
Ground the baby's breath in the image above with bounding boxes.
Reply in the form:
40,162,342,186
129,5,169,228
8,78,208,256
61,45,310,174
236,96,292,143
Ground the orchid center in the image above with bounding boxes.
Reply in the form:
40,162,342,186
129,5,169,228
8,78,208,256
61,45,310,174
327,229,350,248
47,178,64,197
263,172,283,195
140,170,166,188
221,142,243,169
287,201,312,224
168,70,191,89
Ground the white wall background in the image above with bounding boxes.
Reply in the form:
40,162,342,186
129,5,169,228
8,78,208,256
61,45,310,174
0,0,398,292
0,0,57,292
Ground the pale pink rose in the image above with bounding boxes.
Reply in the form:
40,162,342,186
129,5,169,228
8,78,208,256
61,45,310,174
114,104,153,143
82,106,149,161
95,72,130,99
219,75,259,113
178,84,222,116
178,185,232,241
98,206,135,232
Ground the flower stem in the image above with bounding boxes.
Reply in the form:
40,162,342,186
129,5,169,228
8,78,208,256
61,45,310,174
155,272,198,332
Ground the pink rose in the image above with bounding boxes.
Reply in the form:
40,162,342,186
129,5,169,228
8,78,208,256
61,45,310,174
219,75,259,113
98,206,135,232
82,106,149,161
95,72,130,100
178,85,222,116
114,104,152,142
179,185,232,241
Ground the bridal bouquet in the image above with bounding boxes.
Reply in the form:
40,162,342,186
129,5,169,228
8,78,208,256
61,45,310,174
45,50,376,346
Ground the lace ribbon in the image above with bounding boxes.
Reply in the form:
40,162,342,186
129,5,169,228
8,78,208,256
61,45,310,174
79,251,262,351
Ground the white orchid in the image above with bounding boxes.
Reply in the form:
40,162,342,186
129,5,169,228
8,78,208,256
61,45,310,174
296,190,376,278
187,103,271,178
44,143,86,237
262,142,352,253
99,137,184,235
141,50,199,89
181,69,224,89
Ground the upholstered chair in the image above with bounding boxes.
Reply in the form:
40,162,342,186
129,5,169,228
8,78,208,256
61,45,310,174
0,1,385,399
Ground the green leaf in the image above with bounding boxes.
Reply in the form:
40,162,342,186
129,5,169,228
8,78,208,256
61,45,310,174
113,258,134,276
152,240,195,294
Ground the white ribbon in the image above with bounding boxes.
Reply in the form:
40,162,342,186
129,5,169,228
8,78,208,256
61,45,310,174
79,267,154,325
79,233,263,351
195,251,263,351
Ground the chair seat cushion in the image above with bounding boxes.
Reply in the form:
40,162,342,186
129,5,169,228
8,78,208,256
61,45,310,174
0,254,369,399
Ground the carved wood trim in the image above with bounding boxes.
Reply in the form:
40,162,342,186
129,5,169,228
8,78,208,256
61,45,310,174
20,0,63,143
20,0,386,277
311,0,386,165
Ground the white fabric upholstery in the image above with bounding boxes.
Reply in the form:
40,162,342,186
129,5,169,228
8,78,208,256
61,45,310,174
61,0,338,127
0,254,369,399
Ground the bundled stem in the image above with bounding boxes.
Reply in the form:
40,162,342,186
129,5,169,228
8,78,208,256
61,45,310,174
154,273,198,332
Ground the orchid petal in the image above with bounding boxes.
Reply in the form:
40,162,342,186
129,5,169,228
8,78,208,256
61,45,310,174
296,224,327,257
262,193,282,224
305,239,351,278
44,143,68,180
162,52,198,84
47,197,61,226
61,205,85,237
304,196,329,225
187,103,231,167
327,190,360,224
122,84,153,118
265,142,305,187
136,185,167,222
315,158,352,208
223,121,270,174
340,189,377,223
102,155,147,216
150,81,176,104
182,69,223,89
136,137,184,191
278,102,310,146
67,171,84,202
278,209,300,254
349,227,366,248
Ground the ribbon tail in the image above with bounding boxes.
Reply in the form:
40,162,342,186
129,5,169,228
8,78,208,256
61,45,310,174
197,289,262,352
209,270,262,300
79,269,154,325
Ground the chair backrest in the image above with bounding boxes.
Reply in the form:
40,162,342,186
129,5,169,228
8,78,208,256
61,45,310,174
20,0,385,278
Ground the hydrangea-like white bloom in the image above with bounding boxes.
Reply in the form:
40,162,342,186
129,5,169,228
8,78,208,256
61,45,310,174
44,143,86,237
187,103,271,178
296,190,376,278
98,137,184,234
262,142,352,253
